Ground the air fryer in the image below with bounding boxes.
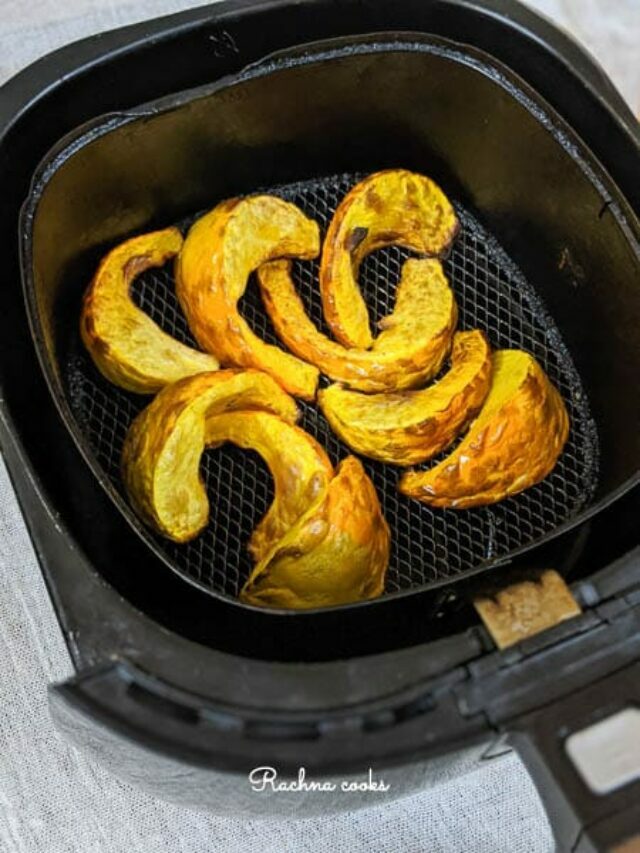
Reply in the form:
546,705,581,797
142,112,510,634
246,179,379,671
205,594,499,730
1,2,640,851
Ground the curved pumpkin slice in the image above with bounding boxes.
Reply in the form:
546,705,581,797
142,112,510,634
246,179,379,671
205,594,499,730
318,330,492,466
399,351,570,508
205,411,333,562
122,369,299,542
80,227,219,393
258,257,456,392
240,456,390,610
320,169,459,349
176,196,321,400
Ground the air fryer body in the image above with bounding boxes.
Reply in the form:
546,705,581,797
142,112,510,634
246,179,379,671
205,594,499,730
1,0,640,836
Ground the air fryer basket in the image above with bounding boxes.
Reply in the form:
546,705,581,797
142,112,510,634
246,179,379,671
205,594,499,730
65,173,598,599
22,35,640,611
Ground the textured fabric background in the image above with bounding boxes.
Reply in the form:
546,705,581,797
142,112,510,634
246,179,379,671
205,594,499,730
0,1,637,851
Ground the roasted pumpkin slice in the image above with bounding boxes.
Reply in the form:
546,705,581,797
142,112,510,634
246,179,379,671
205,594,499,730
258,257,456,392
176,196,321,400
205,411,333,562
122,369,299,542
80,227,219,393
320,169,459,349
318,330,492,465
399,350,570,508
240,456,390,610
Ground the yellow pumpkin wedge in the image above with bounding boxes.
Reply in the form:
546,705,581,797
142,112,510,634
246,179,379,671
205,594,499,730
320,169,459,349
240,456,390,609
257,257,457,392
205,411,333,562
176,196,321,400
318,330,492,465
80,227,219,393
121,369,299,542
399,351,570,508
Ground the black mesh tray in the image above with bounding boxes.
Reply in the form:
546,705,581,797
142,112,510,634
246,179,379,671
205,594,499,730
65,172,599,600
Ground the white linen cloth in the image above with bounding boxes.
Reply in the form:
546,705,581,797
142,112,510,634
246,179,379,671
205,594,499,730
0,1,637,850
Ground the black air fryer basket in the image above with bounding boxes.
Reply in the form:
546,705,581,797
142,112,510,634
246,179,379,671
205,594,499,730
1,1,640,850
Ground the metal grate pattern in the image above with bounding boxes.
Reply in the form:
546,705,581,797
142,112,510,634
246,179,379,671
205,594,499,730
65,173,599,599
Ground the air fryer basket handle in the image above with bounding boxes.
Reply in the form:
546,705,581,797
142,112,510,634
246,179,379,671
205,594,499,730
509,661,640,853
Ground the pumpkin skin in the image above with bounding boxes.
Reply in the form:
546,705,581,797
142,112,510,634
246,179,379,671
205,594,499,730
80,227,219,393
175,195,321,400
240,456,390,610
399,350,570,508
205,411,333,562
319,169,459,349
318,330,492,466
121,369,300,543
258,256,457,392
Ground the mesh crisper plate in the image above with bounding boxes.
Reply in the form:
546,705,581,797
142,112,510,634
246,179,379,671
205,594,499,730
65,172,599,600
